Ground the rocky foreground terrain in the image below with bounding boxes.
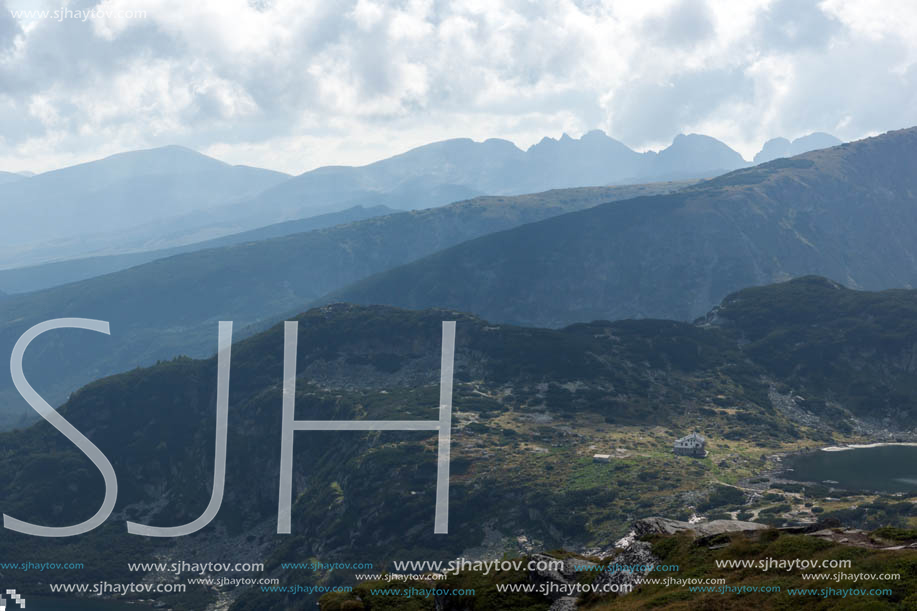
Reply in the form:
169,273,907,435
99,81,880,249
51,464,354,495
323,517,917,610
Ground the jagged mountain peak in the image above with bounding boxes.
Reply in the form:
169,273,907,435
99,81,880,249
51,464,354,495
753,131,843,163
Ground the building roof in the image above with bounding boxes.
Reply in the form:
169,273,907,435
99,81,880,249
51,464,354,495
676,432,706,443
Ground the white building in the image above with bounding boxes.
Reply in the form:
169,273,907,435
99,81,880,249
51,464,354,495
674,432,707,457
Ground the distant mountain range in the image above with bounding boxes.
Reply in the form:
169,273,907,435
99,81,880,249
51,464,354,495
0,146,291,268
0,131,838,270
0,182,690,430
202,130,833,230
0,204,395,294
326,127,917,326
754,132,842,163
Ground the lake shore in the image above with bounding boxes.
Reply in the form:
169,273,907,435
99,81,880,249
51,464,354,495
822,442,917,452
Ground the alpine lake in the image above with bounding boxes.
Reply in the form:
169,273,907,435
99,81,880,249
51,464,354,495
782,444,917,494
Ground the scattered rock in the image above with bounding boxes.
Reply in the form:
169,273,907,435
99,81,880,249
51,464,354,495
528,553,595,600
634,517,768,538
595,539,659,594
549,597,578,611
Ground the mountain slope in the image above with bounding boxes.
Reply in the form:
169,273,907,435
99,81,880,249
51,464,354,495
4,279,917,609
0,182,691,429
0,301,749,609
0,146,291,268
0,205,394,294
708,276,917,423
327,127,917,327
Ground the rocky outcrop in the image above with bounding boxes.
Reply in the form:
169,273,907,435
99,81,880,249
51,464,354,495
528,552,596,599
634,517,768,538
512,516,770,608
524,532,663,606
593,539,659,595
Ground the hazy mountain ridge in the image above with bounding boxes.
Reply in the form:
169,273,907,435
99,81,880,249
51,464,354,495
0,205,395,294
754,132,843,163
0,131,838,271
231,130,746,225
648,133,748,179
0,183,691,429
326,127,917,327
0,146,292,268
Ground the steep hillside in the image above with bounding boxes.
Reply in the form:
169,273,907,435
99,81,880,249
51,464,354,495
0,302,747,609
5,279,917,609
706,276,917,423
328,127,917,327
0,182,690,429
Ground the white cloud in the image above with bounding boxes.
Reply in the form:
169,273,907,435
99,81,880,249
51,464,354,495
0,0,915,173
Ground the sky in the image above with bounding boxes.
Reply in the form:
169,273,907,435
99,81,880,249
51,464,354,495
1,0,916,175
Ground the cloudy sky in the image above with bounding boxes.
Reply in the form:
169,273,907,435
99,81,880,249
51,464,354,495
1,0,916,174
